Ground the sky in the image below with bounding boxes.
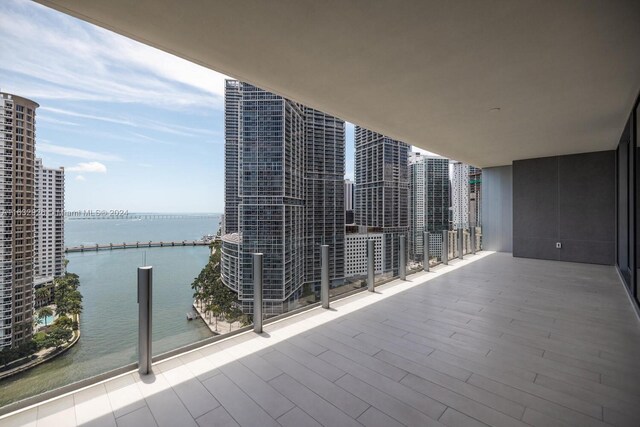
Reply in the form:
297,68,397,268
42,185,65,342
0,0,431,213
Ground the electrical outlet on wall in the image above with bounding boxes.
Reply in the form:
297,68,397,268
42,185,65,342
556,242,562,249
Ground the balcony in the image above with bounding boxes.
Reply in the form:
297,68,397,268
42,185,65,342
2,251,639,426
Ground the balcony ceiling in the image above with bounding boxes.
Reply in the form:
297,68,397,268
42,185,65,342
36,0,640,167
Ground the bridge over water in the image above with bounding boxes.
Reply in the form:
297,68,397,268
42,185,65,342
65,213,219,221
65,239,218,253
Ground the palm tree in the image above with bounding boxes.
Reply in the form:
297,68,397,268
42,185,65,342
37,306,54,327
35,287,50,306
67,296,83,323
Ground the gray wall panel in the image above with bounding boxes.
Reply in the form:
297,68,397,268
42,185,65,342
482,166,512,252
558,152,615,242
513,157,557,239
513,150,615,265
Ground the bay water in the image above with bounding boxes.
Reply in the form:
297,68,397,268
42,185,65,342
0,215,219,407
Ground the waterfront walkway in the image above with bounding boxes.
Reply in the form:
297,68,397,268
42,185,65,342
193,302,245,336
2,252,640,427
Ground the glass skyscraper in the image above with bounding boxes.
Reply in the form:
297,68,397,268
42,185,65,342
221,81,344,315
354,127,409,274
408,153,450,261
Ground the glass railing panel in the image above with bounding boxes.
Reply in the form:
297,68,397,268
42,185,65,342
430,231,444,264
329,277,366,299
151,244,234,346
0,251,138,408
1,216,224,410
448,230,457,260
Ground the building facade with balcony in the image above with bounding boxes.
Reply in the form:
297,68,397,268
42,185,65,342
0,92,38,349
34,158,65,280
221,81,345,315
344,231,383,277
451,162,483,230
354,127,410,274
409,153,450,261
344,178,354,225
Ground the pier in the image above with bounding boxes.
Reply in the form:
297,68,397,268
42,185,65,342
65,240,211,253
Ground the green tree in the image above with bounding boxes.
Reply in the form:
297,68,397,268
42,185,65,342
67,295,83,322
224,305,243,332
35,287,50,304
54,273,83,318
37,306,54,327
190,241,241,329
53,315,73,330
42,327,73,349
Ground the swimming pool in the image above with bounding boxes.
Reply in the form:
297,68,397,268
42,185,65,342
37,315,55,326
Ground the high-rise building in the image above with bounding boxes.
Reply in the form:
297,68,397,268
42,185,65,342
469,166,482,227
304,106,345,293
0,93,38,349
223,80,241,235
409,153,449,261
34,158,65,280
451,161,469,229
344,179,354,211
344,179,354,224
354,127,409,274
452,162,482,229
345,232,383,277
221,81,345,315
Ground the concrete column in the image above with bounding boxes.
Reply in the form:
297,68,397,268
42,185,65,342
458,228,464,259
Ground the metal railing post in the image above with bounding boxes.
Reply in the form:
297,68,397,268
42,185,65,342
471,227,476,255
423,231,429,272
458,228,464,259
253,253,263,333
399,235,406,280
442,230,449,265
137,266,152,375
367,239,375,292
321,245,329,309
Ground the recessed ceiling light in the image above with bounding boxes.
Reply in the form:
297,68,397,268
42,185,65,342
489,107,501,113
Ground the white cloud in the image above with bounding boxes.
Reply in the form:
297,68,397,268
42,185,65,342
67,162,107,173
138,163,153,168
75,175,86,181
37,115,80,126
40,106,218,139
0,0,229,109
40,107,133,126
38,143,122,161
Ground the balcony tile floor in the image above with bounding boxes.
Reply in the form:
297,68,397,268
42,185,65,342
2,251,640,427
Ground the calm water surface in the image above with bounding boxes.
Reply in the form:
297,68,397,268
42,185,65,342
0,215,219,406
